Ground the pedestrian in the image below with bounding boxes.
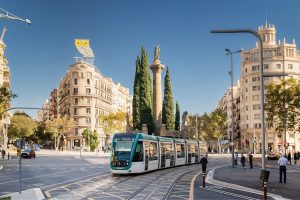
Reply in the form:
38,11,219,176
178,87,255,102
241,153,246,169
1,148,5,159
278,154,289,183
288,152,292,165
199,155,208,173
248,152,253,169
298,151,300,161
234,151,238,165
294,152,298,165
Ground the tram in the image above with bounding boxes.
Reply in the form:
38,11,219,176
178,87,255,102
110,133,207,174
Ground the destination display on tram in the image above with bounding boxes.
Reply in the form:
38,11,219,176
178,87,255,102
115,137,134,142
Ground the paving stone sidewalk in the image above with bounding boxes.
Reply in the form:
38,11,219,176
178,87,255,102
213,163,300,200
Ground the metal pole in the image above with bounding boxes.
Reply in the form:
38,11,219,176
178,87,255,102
19,138,22,194
230,52,235,168
195,115,198,140
210,29,266,170
282,50,287,155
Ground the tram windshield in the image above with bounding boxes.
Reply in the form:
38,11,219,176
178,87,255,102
112,137,134,161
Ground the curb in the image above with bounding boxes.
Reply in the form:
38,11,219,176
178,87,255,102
206,166,290,200
0,188,45,200
0,165,3,170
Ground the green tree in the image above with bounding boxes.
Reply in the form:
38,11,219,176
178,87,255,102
139,47,155,134
0,86,17,116
162,67,175,130
265,78,298,136
210,108,227,153
82,129,99,152
45,116,76,150
8,113,37,140
175,101,180,131
132,56,141,130
100,111,127,138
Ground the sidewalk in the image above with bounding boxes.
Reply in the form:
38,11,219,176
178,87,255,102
213,163,300,199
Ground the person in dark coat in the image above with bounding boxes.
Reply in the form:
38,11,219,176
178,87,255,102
248,153,253,169
200,155,208,173
241,153,246,169
294,152,298,165
288,152,292,165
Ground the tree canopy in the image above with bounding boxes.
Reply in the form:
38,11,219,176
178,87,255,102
99,111,126,136
8,113,37,139
162,67,175,130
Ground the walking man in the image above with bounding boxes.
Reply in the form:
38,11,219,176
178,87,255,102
248,152,253,169
294,152,298,165
278,154,289,183
241,153,246,169
200,155,208,173
288,152,292,165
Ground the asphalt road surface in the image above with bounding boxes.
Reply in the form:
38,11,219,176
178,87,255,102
0,154,110,196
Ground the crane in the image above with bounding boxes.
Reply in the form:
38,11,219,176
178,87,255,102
0,7,31,25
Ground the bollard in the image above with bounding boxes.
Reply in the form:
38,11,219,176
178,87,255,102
202,172,206,188
263,181,267,200
7,152,9,160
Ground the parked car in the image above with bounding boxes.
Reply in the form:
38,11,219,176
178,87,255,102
21,148,35,158
33,144,40,151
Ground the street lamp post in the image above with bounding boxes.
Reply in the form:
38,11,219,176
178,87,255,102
225,49,242,168
195,115,198,140
211,29,268,200
210,29,266,170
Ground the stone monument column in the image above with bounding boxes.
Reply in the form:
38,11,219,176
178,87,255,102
150,45,164,135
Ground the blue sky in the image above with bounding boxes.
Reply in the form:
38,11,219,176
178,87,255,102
1,0,300,118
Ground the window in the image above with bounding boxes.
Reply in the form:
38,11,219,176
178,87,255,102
188,144,196,157
246,115,248,120
87,98,91,104
86,88,91,94
245,68,248,73
245,79,248,83
87,78,90,85
264,64,269,70
246,106,248,111
161,142,174,159
252,65,259,71
74,108,78,115
176,143,185,158
73,88,78,95
252,76,260,82
253,86,260,91
253,104,260,110
289,133,295,138
277,64,282,69
132,141,143,162
149,142,158,160
74,78,78,85
288,64,293,69
86,108,91,114
245,87,248,93
86,117,91,124
74,98,78,105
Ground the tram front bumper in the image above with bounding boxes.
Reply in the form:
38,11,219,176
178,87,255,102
111,169,132,174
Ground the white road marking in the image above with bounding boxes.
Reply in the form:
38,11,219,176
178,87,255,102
0,168,79,185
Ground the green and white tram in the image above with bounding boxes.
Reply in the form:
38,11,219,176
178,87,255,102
110,133,207,174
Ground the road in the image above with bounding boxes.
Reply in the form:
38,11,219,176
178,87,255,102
0,153,110,197
1,152,287,199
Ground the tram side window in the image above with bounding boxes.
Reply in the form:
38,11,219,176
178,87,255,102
149,142,158,161
189,144,196,157
165,143,172,159
133,141,143,162
195,145,199,155
176,144,185,158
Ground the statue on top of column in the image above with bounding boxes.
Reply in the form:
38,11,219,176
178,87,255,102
154,44,160,62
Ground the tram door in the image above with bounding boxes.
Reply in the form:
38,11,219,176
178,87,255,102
170,143,175,166
188,145,192,164
161,145,166,168
195,144,199,163
145,141,149,171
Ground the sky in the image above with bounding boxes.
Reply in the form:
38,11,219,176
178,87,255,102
1,0,300,118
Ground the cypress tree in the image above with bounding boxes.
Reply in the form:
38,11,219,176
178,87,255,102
175,101,180,130
139,47,155,134
132,56,141,130
162,67,175,130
